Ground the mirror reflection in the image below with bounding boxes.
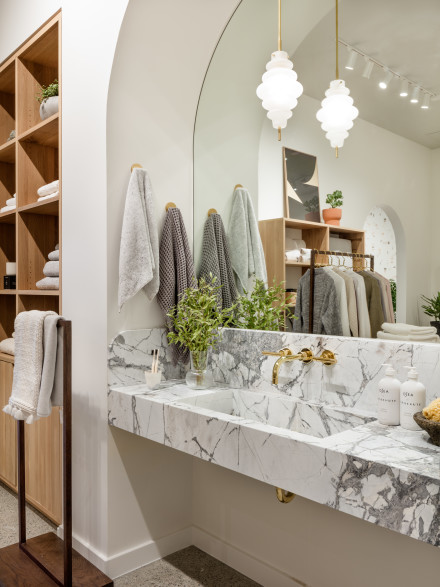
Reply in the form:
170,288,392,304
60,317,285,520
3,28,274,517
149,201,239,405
194,0,440,344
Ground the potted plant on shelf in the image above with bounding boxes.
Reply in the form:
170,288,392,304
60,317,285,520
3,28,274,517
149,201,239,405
167,276,235,389
36,80,59,121
323,190,343,226
421,292,440,335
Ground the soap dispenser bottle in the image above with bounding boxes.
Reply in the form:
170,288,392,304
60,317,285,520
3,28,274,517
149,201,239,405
377,363,400,425
400,366,426,431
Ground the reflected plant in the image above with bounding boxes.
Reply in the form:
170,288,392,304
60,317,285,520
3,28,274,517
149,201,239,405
421,292,440,321
303,196,319,213
234,279,295,331
390,279,397,315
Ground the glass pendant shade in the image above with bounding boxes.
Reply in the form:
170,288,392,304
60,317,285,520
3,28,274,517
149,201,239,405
257,51,303,130
316,79,358,149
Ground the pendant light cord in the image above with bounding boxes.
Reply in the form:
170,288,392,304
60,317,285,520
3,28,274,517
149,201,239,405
278,0,282,51
335,0,339,79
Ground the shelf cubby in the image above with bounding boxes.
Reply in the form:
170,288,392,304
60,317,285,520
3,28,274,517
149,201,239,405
18,293,59,313
17,212,58,291
0,61,15,146
0,295,15,339
16,21,58,135
17,139,58,207
0,223,15,292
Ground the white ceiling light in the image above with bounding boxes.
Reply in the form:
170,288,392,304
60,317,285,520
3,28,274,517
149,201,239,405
345,49,358,71
362,58,374,79
379,70,393,90
256,0,303,141
316,0,358,156
421,94,430,109
399,79,409,97
410,86,420,103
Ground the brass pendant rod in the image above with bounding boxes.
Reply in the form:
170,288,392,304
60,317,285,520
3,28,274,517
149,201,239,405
335,0,339,79
278,0,282,51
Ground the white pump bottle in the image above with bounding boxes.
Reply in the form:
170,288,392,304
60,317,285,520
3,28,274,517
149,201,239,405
377,363,400,425
400,366,426,431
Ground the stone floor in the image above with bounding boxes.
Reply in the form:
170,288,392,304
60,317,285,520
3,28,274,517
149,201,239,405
0,482,260,586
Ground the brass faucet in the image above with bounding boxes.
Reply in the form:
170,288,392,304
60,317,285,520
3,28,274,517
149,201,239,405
262,347,313,385
312,349,337,365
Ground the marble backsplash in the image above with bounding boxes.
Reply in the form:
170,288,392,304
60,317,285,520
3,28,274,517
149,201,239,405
108,327,440,414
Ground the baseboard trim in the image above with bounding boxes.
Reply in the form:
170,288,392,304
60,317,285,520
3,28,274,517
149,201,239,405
192,526,309,587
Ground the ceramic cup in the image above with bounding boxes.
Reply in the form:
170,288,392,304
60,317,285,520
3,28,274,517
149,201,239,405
144,371,162,391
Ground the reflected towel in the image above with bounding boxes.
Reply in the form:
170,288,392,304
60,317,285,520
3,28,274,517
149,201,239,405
285,249,302,262
37,179,59,197
377,331,440,343
36,277,59,290
382,322,437,336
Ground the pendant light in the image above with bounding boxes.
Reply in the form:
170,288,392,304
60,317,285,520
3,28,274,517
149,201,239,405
316,0,358,157
256,0,303,141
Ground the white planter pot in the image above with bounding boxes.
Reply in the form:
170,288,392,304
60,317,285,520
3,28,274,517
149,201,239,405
39,96,59,121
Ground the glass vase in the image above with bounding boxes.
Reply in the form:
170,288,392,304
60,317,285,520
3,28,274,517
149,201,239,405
186,349,214,390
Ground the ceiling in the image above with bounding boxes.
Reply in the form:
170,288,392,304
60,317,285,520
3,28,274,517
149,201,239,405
290,0,440,148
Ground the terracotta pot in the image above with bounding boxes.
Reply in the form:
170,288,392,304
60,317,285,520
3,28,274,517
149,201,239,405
322,207,342,226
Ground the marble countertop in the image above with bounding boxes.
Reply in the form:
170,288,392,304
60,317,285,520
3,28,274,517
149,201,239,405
108,381,440,548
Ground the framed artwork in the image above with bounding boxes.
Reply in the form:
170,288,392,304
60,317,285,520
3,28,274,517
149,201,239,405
283,147,321,222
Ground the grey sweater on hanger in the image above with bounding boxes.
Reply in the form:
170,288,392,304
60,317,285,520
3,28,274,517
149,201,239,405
293,269,343,336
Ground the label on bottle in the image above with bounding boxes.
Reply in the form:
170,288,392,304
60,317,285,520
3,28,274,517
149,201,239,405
378,385,399,425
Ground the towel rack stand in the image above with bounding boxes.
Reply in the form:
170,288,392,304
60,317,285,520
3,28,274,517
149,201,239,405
0,319,113,586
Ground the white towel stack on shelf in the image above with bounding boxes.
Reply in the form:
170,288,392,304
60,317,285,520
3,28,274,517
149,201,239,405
36,244,59,290
37,179,59,202
285,238,311,263
377,322,439,343
0,193,16,213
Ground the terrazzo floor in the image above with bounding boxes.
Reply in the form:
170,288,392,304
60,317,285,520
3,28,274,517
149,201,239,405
0,482,260,586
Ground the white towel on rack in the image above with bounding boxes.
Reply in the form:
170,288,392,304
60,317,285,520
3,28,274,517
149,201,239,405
37,179,59,197
3,311,63,422
118,168,159,310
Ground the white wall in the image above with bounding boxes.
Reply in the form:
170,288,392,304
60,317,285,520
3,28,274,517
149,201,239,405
431,148,440,294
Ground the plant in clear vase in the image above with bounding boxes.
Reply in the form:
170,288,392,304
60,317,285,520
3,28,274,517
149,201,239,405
167,276,235,389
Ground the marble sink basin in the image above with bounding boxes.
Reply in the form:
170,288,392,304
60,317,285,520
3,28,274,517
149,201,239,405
179,388,374,438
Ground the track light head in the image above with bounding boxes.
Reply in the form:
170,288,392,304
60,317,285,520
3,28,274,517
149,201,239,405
362,58,374,79
345,49,358,71
410,86,420,103
399,79,409,97
379,70,393,90
421,93,430,109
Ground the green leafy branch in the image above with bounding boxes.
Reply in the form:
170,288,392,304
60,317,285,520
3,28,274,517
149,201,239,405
35,80,59,104
421,292,440,321
325,190,343,208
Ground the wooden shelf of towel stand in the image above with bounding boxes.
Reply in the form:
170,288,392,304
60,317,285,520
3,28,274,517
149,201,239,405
0,12,62,525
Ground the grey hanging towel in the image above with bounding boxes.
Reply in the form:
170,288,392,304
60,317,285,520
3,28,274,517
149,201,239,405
198,213,237,311
157,207,196,365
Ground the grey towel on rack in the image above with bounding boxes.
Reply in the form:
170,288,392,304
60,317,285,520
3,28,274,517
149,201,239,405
118,168,160,310
198,213,238,311
228,187,267,294
157,207,196,365
293,269,343,335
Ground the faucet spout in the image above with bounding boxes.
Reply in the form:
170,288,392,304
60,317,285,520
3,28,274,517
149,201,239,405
267,348,313,385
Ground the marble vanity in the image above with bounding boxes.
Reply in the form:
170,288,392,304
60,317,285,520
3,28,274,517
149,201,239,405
108,328,440,547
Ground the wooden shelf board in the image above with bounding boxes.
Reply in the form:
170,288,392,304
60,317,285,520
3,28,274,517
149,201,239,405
0,352,14,363
286,261,310,267
18,113,58,148
0,209,16,224
17,290,59,296
19,196,59,215
0,61,15,94
329,225,365,235
0,290,16,295
284,217,328,231
18,19,59,68
0,139,15,163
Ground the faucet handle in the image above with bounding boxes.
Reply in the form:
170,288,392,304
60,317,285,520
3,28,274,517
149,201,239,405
312,349,337,365
262,347,292,357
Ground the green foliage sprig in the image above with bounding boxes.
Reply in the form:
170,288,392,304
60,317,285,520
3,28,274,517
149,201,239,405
389,279,397,315
326,190,343,208
303,196,319,213
234,279,295,331
167,276,235,354
36,80,59,104
421,292,440,321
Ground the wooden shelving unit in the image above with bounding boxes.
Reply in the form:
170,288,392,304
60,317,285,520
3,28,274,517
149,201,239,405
0,12,62,525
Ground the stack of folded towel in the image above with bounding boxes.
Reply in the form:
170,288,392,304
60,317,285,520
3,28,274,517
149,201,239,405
378,323,440,343
37,179,59,202
285,238,311,263
36,244,59,290
0,335,14,356
0,193,16,213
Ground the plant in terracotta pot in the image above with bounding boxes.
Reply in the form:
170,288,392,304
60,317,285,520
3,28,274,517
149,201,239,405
323,190,343,226
36,80,59,121
303,196,320,223
421,292,440,335
167,276,235,389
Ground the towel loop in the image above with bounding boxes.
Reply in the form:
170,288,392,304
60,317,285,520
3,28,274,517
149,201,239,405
131,163,143,172
165,202,176,211
208,208,217,217
234,184,243,190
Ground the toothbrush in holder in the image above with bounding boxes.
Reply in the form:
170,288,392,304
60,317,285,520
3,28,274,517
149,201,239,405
145,349,162,390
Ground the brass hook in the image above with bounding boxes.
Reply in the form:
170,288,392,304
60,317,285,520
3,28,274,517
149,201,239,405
165,202,176,211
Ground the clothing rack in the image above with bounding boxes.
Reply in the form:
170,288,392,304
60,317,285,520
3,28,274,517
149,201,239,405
0,319,113,587
308,249,374,335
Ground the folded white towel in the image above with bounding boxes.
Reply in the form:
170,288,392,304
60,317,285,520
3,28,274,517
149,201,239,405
377,331,440,343
300,248,311,259
55,243,59,250
43,260,59,277
37,314,63,417
36,277,59,290
37,179,59,197
0,205,15,213
285,249,302,262
285,238,298,251
38,191,59,202
118,168,160,310
6,197,16,207
48,250,59,261
3,311,60,423
0,338,14,355
382,322,436,336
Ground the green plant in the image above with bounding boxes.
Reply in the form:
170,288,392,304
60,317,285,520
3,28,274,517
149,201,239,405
167,276,235,356
234,279,295,331
303,196,319,213
35,80,59,104
325,190,343,208
389,279,397,315
421,292,440,321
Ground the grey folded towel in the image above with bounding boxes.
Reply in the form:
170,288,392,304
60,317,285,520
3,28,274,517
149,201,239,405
118,168,159,310
48,250,59,261
157,207,196,365
36,277,59,290
198,213,237,311
43,260,59,277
